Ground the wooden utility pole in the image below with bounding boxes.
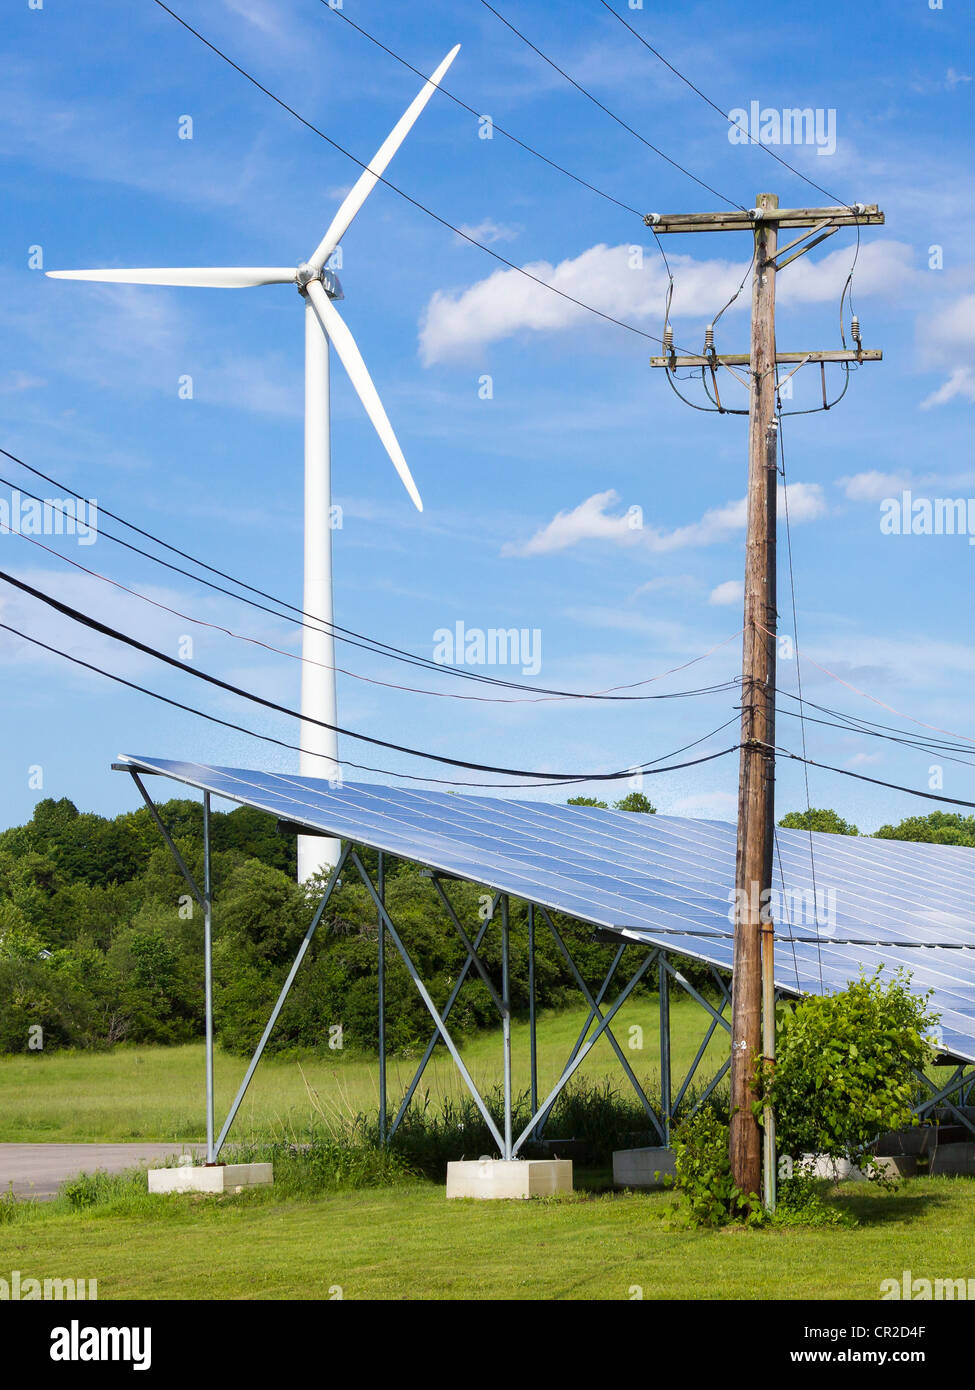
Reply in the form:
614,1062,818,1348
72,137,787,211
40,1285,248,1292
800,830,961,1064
648,194,884,1201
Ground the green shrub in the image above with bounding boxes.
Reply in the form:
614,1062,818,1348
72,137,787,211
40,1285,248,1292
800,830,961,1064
671,1110,764,1227
759,969,938,1183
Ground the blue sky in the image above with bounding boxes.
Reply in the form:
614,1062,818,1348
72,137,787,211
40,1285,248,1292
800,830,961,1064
1,0,973,835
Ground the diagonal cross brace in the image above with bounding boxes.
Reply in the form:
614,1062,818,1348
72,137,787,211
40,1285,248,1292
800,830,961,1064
531,942,626,1142
537,906,663,1136
350,852,505,1154
129,770,206,912
389,890,502,1137
512,946,659,1155
431,876,505,1015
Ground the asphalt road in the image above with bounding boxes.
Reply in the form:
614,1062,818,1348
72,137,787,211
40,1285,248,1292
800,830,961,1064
0,1143,204,1200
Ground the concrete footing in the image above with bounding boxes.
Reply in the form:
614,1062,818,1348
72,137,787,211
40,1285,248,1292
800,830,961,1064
612,1146,676,1190
446,1158,572,1199
148,1161,273,1195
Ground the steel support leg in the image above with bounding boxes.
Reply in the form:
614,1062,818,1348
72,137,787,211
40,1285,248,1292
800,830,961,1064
659,953,671,1146
212,844,350,1157
533,942,625,1142
501,895,512,1159
528,904,538,1117
378,851,386,1146
203,791,215,1164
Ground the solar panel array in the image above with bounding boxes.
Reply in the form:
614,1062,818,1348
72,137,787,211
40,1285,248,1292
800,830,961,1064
118,756,975,1062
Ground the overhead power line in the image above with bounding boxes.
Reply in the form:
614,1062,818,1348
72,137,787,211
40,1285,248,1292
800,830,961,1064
320,2,645,219
0,566,740,784
776,745,975,811
479,0,745,211
595,0,851,207
0,618,740,790
0,513,740,708
148,0,682,351
0,444,741,702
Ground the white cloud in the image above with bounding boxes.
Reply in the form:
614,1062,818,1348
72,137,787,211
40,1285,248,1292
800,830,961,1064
917,293,975,407
839,470,912,502
455,219,522,246
0,371,45,394
921,367,975,410
630,575,701,599
503,483,825,558
708,579,744,606
946,68,973,89
840,466,975,499
419,240,917,363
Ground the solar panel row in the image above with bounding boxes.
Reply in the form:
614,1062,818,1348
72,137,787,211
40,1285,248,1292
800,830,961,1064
116,756,975,1062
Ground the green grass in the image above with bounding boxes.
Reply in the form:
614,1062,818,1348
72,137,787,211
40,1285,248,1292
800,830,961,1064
0,994,727,1142
1,1176,973,1300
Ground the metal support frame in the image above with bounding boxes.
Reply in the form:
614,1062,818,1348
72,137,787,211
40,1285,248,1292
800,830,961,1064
129,766,352,1161
538,907,662,1136
913,1065,975,1138
513,946,659,1156
350,852,506,1153
387,888,501,1139
129,761,739,1165
214,844,350,1156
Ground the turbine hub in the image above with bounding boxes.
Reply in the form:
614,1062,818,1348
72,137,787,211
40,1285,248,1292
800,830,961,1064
295,263,344,301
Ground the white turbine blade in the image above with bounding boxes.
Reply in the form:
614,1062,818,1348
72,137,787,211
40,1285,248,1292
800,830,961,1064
45,267,296,288
306,280,423,513
307,43,461,273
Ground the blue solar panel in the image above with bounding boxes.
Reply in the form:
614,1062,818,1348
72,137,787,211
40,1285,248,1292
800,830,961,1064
117,756,975,1063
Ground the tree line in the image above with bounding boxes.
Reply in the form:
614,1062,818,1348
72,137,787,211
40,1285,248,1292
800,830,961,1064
0,791,967,1056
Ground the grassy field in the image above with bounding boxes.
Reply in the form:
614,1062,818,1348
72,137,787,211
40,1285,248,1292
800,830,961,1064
0,995,726,1143
2,1177,973,1300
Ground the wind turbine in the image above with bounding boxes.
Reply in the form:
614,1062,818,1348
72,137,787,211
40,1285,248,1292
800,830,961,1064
48,45,460,882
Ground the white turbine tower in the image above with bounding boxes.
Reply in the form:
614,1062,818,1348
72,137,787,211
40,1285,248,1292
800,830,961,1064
48,45,460,882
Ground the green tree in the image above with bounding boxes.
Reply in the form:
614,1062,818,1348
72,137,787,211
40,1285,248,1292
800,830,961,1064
874,811,975,847
614,791,656,814
567,796,608,809
778,807,858,836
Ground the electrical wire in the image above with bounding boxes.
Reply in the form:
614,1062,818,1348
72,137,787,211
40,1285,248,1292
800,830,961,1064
775,744,975,811
776,703,975,772
775,404,825,990
479,0,745,211
319,1,645,220
1,445,742,700
149,0,682,352
0,516,742,708
0,616,739,789
595,0,854,208
0,565,742,783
